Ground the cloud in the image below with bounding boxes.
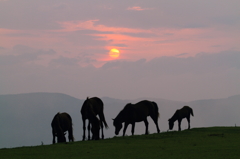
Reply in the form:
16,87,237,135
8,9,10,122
12,45,55,55
49,56,80,66
102,51,240,74
176,53,189,57
1,50,240,101
0,45,56,66
57,20,151,34
127,6,153,11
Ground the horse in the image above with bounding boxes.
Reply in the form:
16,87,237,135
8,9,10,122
113,100,160,136
168,106,194,131
80,97,108,141
51,112,74,144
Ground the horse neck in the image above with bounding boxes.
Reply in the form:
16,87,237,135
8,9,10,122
170,111,178,122
115,110,126,123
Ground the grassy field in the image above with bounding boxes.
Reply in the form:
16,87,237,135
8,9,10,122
1,127,240,159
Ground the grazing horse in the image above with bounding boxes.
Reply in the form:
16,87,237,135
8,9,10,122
113,100,160,136
51,112,74,144
168,106,194,131
80,97,108,141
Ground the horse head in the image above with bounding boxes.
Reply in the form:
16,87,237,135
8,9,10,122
57,131,66,143
91,118,100,140
113,118,122,135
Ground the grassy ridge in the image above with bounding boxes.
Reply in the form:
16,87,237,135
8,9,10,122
1,127,240,159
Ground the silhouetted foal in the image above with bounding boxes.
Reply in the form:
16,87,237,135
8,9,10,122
168,106,194,131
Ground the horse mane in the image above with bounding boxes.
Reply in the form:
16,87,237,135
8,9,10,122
114,103,132,122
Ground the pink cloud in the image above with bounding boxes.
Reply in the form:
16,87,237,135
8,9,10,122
0,28,19,34
127,6,153,11
1,19,239,67
57,20,151,34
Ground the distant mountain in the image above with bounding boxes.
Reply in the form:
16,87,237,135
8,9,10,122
188,95,240,127
0,93,83,148
1,93,240,148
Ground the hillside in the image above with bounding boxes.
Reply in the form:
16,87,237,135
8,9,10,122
1,93,240,148
1,127,240,159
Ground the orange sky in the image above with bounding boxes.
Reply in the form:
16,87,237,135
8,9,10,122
1,19,239,67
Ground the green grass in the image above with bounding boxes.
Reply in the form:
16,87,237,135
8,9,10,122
1,127,240,159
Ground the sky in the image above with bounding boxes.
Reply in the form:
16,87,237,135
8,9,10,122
1,0,240,101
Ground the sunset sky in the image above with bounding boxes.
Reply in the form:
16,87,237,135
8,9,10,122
1,0,240,101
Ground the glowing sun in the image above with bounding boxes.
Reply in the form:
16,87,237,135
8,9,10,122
109,48,120,58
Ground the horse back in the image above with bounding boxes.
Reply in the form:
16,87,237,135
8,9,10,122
81,97,103,117
90,97,104,114
180,106,194,118
52,112,72,132
129,100,156,122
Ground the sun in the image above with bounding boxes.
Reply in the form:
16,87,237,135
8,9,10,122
109,48,120,58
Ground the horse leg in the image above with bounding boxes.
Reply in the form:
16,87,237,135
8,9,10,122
99,112,107,139
131,122,136,135
123,122,129,137
143,119,149,135
52,129,56,144
150,115,160,133
87,120,91,140
82,118,86,141
187,116,191,129
178,119,182,131
100,120,104,139
91,124,97,140
68,128,74,142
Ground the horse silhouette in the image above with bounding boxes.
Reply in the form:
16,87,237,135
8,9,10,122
113,100,160,136
51,112,74,144
80,97,108,140
168,106,194,131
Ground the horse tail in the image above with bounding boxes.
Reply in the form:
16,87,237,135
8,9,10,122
93,97,109,129
190,108,194,116
69,123,75,142
152,101,160,118
157,107,160,118
97,110,108,129
101,114,109,129
71,126,75,142
65,113,75,142
70,121,75,142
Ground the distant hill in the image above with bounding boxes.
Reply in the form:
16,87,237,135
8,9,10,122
188,95,240,127
1,93,240,148
0,93,83,148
